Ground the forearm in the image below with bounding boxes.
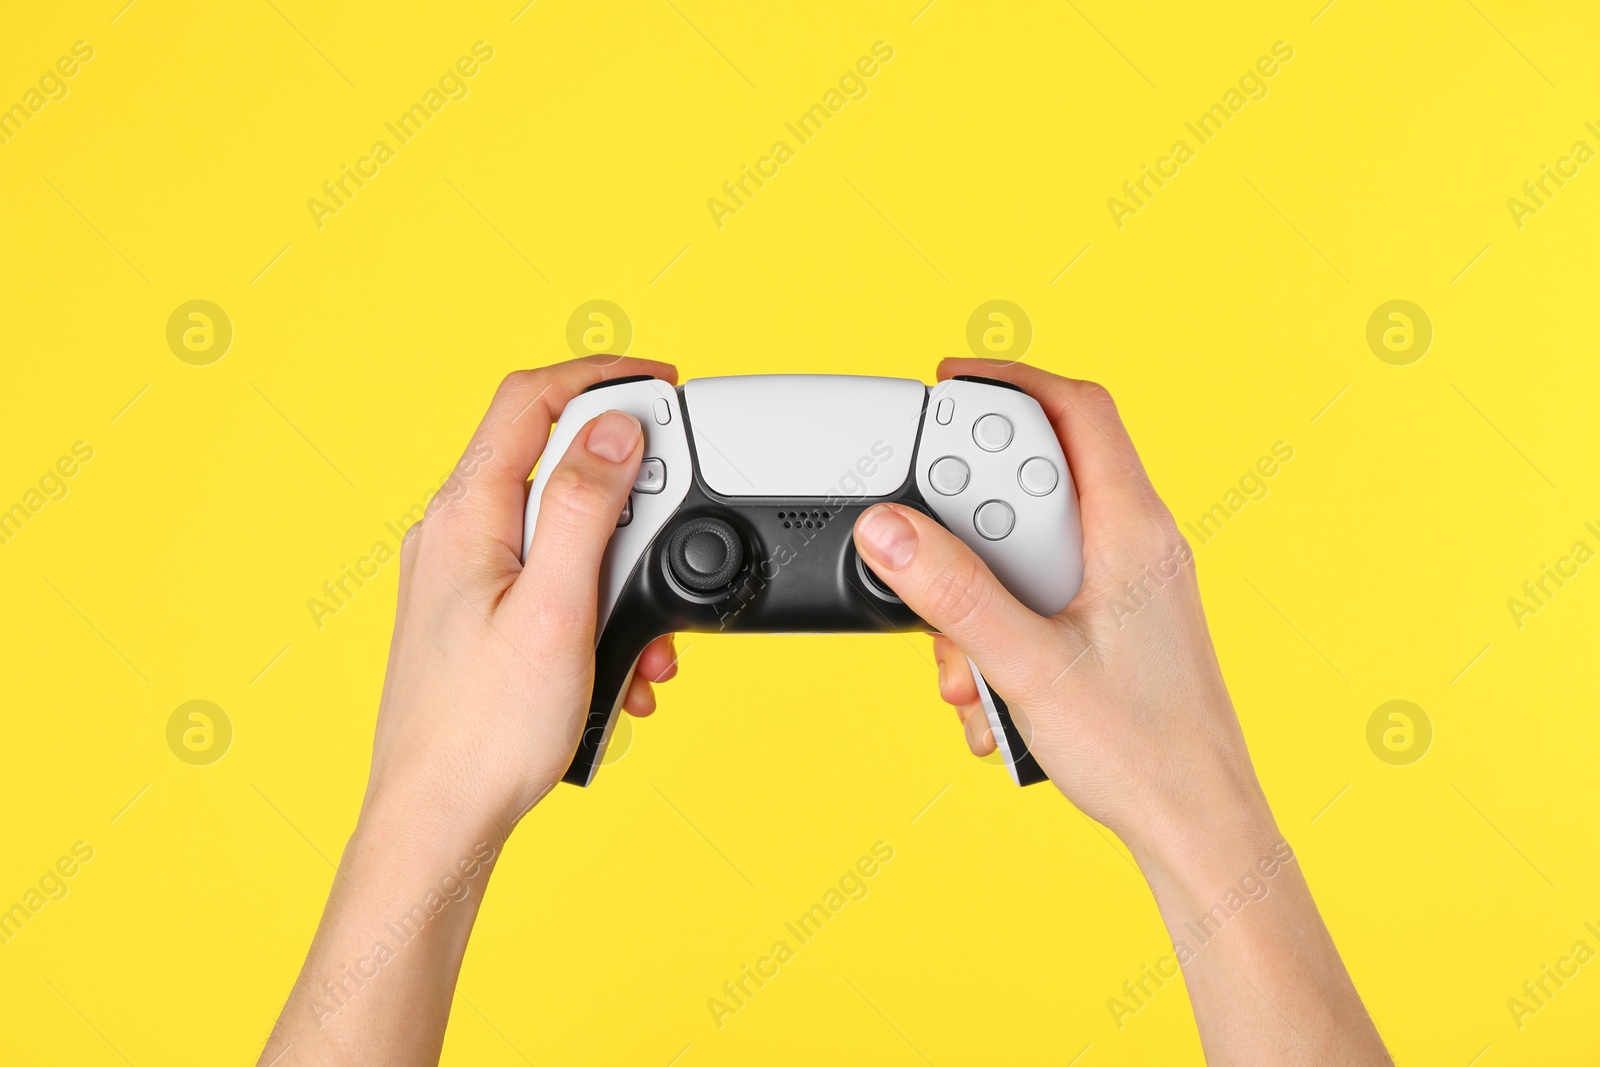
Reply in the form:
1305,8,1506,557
259,798,501,1066
1129,792,1390,1065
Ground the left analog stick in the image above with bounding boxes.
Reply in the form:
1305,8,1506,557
667,518,743,593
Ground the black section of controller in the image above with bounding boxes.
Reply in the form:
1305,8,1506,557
566,485,936,785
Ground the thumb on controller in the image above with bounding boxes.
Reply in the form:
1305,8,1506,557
852,503,1059,701
515,410,643,641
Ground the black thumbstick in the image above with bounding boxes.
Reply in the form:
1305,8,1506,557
667,518,743,592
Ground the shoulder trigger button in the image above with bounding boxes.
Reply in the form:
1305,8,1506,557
952,374,1024,393
581,374,656,395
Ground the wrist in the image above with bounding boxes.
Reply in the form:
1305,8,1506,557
330,799,503,962
358,758,532,855
353,781,511,877
1123,785,1290,923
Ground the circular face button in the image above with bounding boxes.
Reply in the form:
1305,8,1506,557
973,414,1013,452
928,456,970,496
973,500,1015,540
1018,457,1059,496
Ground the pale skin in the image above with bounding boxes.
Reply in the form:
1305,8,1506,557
260,356,1390,1065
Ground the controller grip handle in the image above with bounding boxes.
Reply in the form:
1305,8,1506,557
563,617,664,787
562,662,634,787
969,658,1048,786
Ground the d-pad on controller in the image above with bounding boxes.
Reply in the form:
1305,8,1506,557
634,458,667,494
617,457,667,528
667,517,743,593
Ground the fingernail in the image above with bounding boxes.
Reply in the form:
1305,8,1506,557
857,505,919,571
586,411,641,463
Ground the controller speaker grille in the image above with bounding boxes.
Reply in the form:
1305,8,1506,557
778,509,830,530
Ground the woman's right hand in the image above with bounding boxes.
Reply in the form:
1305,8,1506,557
852,358,1269,856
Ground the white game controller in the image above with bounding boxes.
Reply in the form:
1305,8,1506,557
521,374,1084,786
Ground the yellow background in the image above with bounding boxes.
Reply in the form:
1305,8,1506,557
3,0,1598,1063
